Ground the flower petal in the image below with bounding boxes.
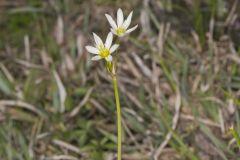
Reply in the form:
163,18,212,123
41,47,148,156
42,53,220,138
123,11,133,29
110,44,119,53
85,46,99,54
105,32,113,50
105,55,112,61
117,8,124,27
111,28,117,35
93,33,103,47
105,14,117,29
91,55,102,61
126,25,138,34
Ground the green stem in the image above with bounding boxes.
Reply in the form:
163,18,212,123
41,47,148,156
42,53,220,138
230,127,240,148
113,76,122,160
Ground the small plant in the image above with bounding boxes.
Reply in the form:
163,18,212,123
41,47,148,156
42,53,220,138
85,8,137,160
229,126,240,149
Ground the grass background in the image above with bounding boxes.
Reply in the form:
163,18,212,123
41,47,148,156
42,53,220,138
0,0,240,159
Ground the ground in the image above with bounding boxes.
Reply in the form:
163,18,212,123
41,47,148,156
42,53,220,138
0,0,240,160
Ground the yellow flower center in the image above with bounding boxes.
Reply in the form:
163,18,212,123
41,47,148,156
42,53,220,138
98,45,110,58
116,27,126,36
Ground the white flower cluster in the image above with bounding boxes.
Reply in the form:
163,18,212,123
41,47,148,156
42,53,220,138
86,8,138,62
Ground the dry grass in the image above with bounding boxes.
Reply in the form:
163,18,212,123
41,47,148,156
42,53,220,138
0,0,240,160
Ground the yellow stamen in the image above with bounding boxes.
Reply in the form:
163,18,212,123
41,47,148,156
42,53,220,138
98,44,110,58
116,27,126,36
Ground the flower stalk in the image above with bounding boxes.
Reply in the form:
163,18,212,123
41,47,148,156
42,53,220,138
107,62,122,160
112,72,122,160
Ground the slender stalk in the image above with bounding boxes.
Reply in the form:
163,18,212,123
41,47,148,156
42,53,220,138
113,75,122,160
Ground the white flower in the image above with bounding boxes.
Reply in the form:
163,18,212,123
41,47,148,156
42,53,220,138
105,8,138,37
85,32,119,61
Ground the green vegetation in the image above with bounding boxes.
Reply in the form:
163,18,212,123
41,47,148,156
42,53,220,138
0,0,239,159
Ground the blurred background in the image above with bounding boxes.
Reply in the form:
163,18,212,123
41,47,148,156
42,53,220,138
0,0,240,160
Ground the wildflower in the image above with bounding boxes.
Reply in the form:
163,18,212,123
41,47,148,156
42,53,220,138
86,32,119,61
105,8,138,37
